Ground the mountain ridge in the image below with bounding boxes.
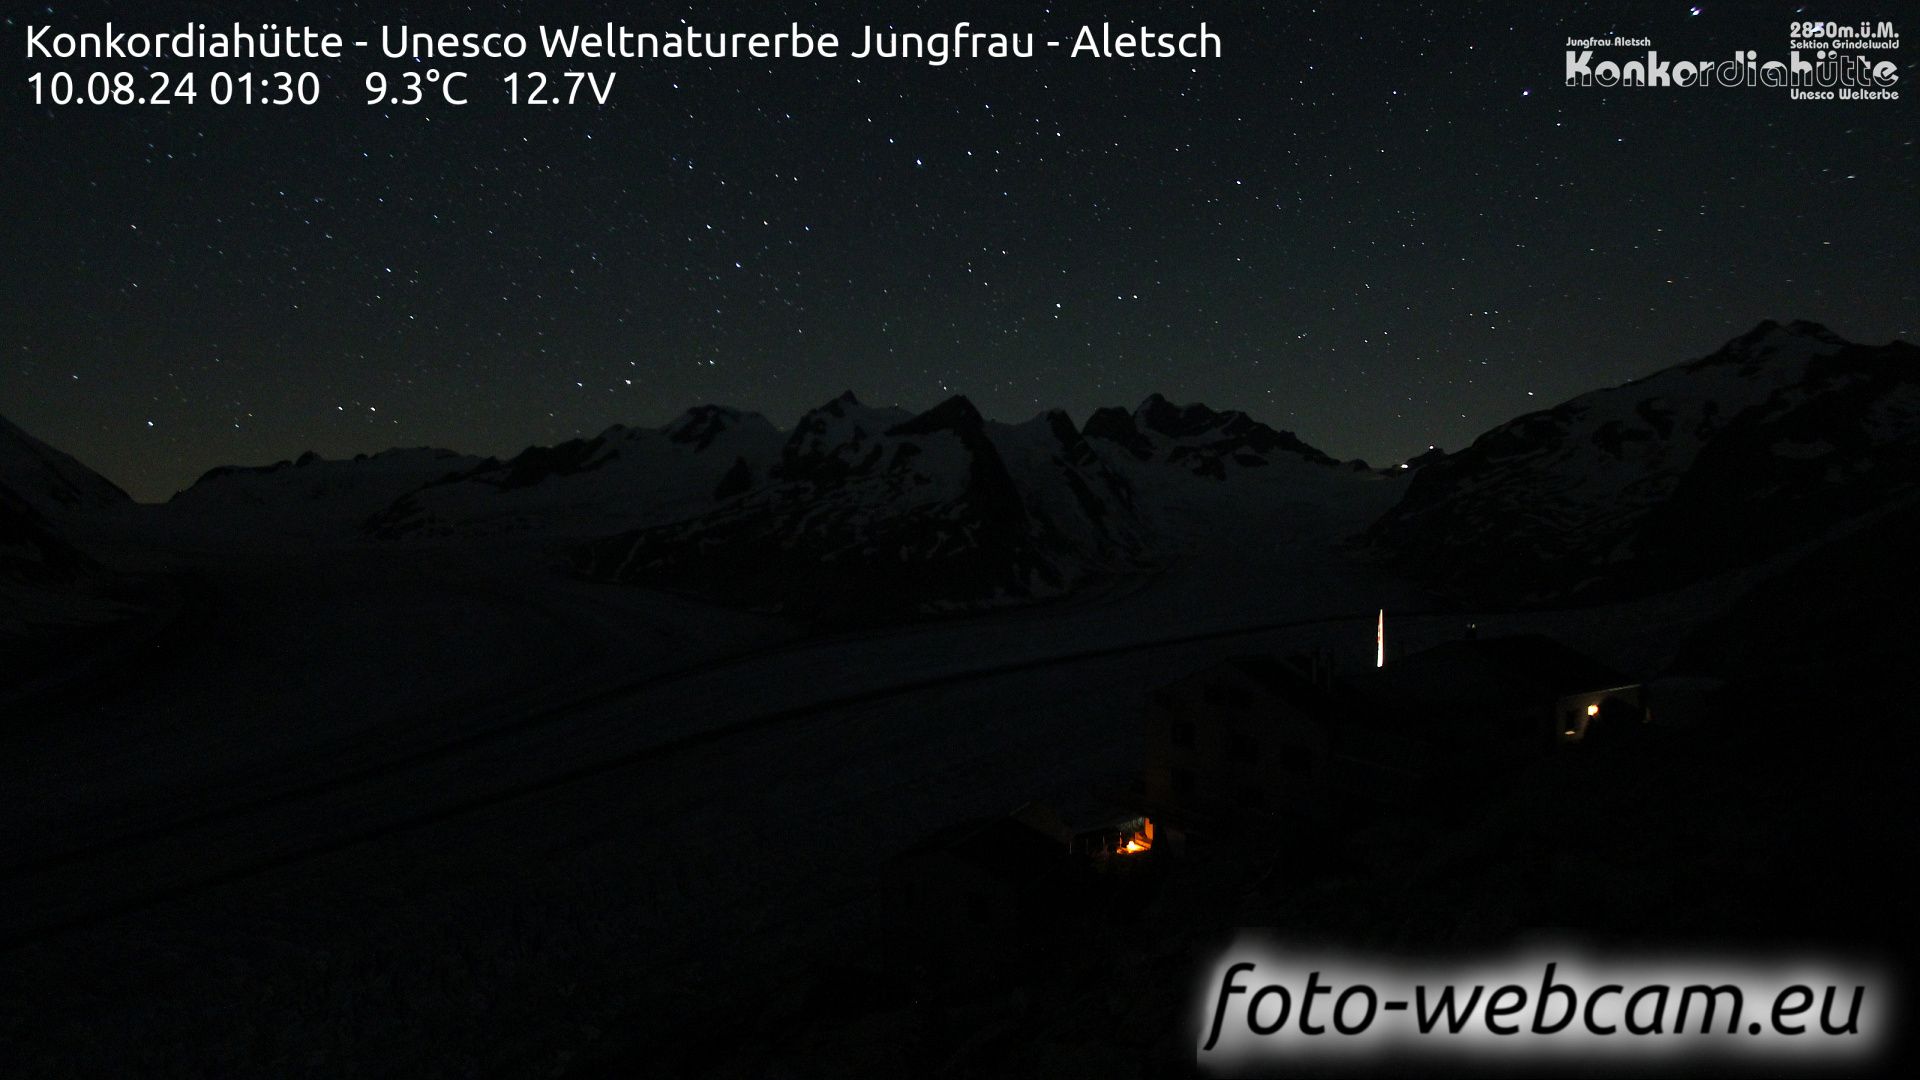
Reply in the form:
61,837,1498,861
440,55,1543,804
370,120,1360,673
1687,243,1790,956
8,318,1911,617
1365,319,1920,605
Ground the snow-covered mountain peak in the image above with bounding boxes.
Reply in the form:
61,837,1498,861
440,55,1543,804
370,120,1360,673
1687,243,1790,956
576,394,1154,616
775,393,918,483
1368,323,1919,604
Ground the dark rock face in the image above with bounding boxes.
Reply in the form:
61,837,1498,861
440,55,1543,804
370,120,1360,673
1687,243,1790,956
497,437,615,490
666,405,750,452
1365,321,1920,606
1081,394,1340,476
1,482,100,590
712,457,755,501
1081,406,1156,461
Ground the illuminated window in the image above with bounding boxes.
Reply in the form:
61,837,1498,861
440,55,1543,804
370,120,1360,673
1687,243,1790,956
1115,818,1153,855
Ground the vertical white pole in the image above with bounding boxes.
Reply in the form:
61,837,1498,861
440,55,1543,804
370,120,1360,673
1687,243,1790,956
1376,608,1385,668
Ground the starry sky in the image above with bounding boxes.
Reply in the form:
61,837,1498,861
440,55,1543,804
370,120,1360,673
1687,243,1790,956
3,0,1914,501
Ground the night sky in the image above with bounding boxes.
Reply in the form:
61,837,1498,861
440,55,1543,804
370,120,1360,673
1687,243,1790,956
4,1,1914,501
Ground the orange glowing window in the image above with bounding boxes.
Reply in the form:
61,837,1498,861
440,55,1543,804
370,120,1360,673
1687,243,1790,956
1115,817,1154,855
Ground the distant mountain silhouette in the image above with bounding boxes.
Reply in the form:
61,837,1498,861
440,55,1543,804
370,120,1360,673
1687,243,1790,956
172,447,483,535
365,406,780,540
9,319,1915,620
